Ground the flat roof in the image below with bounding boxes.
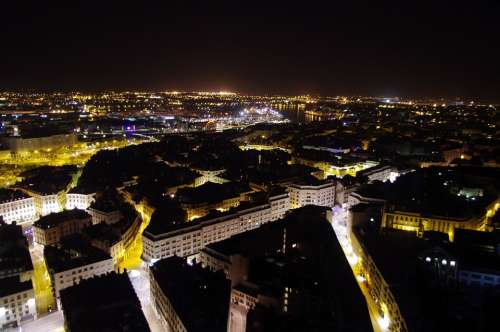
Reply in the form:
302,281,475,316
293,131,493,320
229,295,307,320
0,188,30,203
34,209,90,229
60,272,150,332
44,235,112,273
151,256,230,332
0,276,32,298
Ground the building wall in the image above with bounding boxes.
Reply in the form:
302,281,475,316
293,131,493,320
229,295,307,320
382,210,487,239
288,183,335,209
150,274,188,332
0,288,36,328
87,208,122,225
0,197,36,225
350,231,407,332
459,270,500,287
51,258,114,301
33,216,92,246
66,193,95,210
182,196,241,221
143,193,290,263
0,133,77,153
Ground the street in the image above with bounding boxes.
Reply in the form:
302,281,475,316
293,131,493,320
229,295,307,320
331,205,387,332
128,265,166,332
21,311,63,332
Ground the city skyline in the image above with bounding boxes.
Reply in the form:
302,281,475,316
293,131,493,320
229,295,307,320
1,2,499,100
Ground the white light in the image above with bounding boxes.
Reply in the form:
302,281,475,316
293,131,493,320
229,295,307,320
128,270,140,278
450,261,456,267
377,314,390,330
425,257,431,262
442,259,447,265
356,275,366,283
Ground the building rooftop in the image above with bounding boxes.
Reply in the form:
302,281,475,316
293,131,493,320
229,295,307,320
151,256,231,332
19,165,76,195
177,181,250,205
60,272,150,332
144,198,271,238
0,188,30,203
82,223,121,246
289,175,332,187
44,234,112,274
0,276,32,298
0,222,33,276
354,226,436,331
204,205,372,331
34,209,90,229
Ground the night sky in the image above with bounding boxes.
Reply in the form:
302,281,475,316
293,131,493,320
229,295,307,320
1,1,499,100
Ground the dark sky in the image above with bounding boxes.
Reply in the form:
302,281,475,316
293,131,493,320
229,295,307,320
1,1,499,100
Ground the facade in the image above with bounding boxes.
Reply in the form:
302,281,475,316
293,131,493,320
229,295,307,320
0,133,77,153
87,206,122,225
181,195,242,221
357,164,395,183
350,229,408,332
458,269,500,287
142,192,290,263
347,191,386,209
20,188,66,217
0,190,36,225
335,178,360,206
45,243,114,303
66,192,95,210
0,277,36,329
33,210,92,245
287,179,335,209
381,209,488,239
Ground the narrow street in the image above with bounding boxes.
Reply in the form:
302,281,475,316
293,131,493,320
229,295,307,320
331,205,386,332
128,266,165,332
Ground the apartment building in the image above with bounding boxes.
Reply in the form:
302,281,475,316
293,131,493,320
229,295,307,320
0,189,36,225
33,209,92,245
142,190,289,263
287,177,335,209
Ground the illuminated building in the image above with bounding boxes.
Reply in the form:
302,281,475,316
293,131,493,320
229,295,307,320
66,192,95,210
149,256,230,332
0,133,77,153
83,216,142,265
287,177,335,209
33,209,92,246
0,222,36,329
0,277,36,329
349,228,410,332
142,190,289,263
192,167,228,187
357,164,396,183
21,188,66,217
0,189,36,225
44,235,114,305
177,182,253,221
87,203,122,225
335,176,360,206
381,209,489,239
